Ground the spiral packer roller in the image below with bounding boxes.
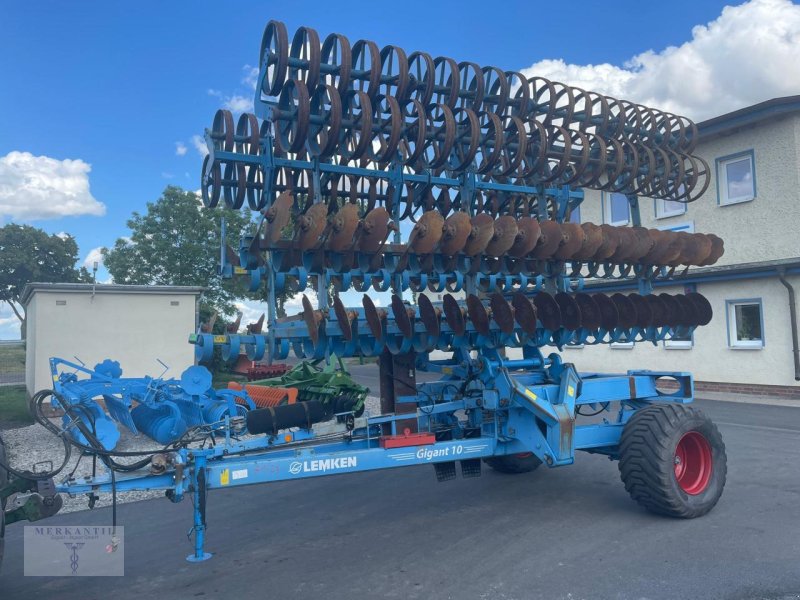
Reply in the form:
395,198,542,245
7,20,730,569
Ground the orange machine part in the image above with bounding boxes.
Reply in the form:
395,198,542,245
228,382,298,408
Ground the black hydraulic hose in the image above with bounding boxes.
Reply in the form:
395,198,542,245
777,268,800,381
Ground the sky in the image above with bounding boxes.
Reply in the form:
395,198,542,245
1,0,799,337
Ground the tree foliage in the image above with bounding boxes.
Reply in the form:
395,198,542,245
102,186,266,318
0,224,90,323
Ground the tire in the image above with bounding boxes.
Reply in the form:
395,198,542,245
619,403,726,518
484,452,542,474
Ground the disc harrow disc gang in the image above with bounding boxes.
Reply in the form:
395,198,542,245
362,294,386,340
530,221,564,260
262,191,294,245
326,203,361,251
358,207,392,253
443,293,467,336
417,293,441,337
466,294,491,336
439,211,472,256
408,210,445,254
462,214,495,256
333,295,356,340
511,292,538,335
508,217,541,258
533,292,561,331
489,293,516,334
391,294,415,339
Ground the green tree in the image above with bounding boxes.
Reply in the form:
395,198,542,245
102,186,269,321
0,224,91,335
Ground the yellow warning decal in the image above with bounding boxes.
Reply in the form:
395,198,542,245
567,385,575,397
442,367,453,374
525,389,537,401
220,469,230,486
234,267,247,275
53,374,59,382
213,335,227,343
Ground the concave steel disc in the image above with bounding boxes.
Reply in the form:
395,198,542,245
594,224,621,261
263,191,294,245
673,294,699,327
417,293,440,337
391,294,414,339
326,203,360,252
553,223,586,260
658,231,685,265
296,203,329,250
608,228,637,263
485,216,519,257
512,292,538,335
592,293,619,330
574,293,601,330
508,217,540,258
700,234,724,266
687,292,713,326
610,293,637,328
533,292,562,331
628,293,654,328
530,220,564,259
674,231,700,265
439,211,472,256
409,210,445,254
489,293,515,334
657,293,682,327
302,294,323,345
629,227,655,262
555,292,582,330
573,223,604,261
466,294,491,336
333,295,354,340
641,229,669,265
443,293,466,336
462,214,495,256
358,207,391,254
362,294,385,340
644,294,669,327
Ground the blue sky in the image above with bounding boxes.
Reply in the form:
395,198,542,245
2,0,798,337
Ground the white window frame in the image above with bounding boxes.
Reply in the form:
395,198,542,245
717,151,756,206
610,341,634,350
603,192,630,226
655,197,687,219
726,299,764,349
664,329,693,349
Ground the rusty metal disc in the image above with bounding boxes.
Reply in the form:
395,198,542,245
688,233,713,266
511,292,538,335
674,231,700,265
592,293,619,330
358,207,391,254
417,293,440,337
700,234,724,266
443,293,466,335
573,223,604,261
439,211,472,255
508,217,540,258
530,220,563,259
485,216,519,257
658,231,685,265
296,203,329,250
673,294,698,327
302,294,322,346
608,228,637,263
610,293,637,328
553,223,586,260
628,293,653,328
263,191,294,245
640,229,668,264
362,294,385,339
326,203,360,252
409,210,445,254
466,294,491,336
657,293,682,327
462,213,495,256
687,292,713,326
593,224,621,261
533,292,561,331
489,293,515,334
555,292,581,330
629,227,656,261
332,295,354,340
391,294,414,339
644,294,669,327
574,293,601,330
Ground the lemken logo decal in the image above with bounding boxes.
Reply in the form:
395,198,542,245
289,456,357,475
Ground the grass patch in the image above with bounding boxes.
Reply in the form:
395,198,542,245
0,343,25,375
0,385,33,428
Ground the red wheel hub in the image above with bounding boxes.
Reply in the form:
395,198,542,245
674,431,713,495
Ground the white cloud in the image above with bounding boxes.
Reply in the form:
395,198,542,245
0,151,105,221
223,94,254,113
520,0,800,120
55,231,70,240
161,172,174,179
83,246,104,269
242,65,259,90
191,135,209,157
284,290,318,316
175,141,187,156
0,303,21,340
234,300,268,326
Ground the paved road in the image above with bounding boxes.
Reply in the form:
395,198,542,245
2,396,799,599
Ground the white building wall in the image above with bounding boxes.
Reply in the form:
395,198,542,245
25,288,199,396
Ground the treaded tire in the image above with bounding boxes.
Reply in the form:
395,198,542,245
619,404,726,518
484,452,542,474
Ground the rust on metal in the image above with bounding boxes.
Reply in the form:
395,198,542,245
417,293,441,337
530,220,563,259
391,294,415,339
263,191,294,245
408,210,445,254
302,294,324,345
326,203,360,251
552,222,585,260
358,207,391,253
574,293,601,330
462,213,495,256
628,293,653,328
644,294,669,327
466,294,491,336
555,292,581,330
362,294,386,339
296,203,329,250
533,292,561,331
573,223,603,261
610,293,637,328
508,217,540,258
443,293,466,336
485,215,519,257
489,292,515,334
332,295,355,340
439,211,472,255
511,292,538,335
592,293,619,330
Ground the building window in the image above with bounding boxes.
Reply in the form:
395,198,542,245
717,151,755,206
655,186,687,219
604,192,630,225
610,341,634,349
568,204,581,223
726,299,764,348
664,329,693,349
